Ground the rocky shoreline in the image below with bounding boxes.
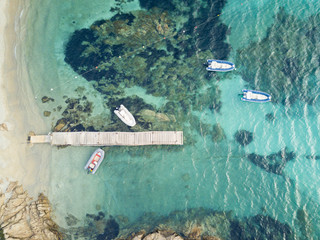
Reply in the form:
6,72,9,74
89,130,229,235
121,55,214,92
0,180,298,240
0,181,61,240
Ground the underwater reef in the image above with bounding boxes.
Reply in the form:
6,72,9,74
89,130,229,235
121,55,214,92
212,124,226,143
230,214,294,240
234,130,253,146
247,147,295,175
60,207,296,240
61,212,120,240
62,0,231,137
237,7,320,105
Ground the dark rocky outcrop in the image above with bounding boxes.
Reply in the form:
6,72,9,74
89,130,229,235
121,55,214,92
230,214,294,240
234,130,253,146
247,147,295,175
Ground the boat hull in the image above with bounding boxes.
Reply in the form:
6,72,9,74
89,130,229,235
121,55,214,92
206,59,235,72
241,89,271,103
84,148,105,174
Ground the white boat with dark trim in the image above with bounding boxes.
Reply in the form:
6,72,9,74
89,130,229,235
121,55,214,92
114,104,136,127
84,148,105,174
206,59,235,72
241,89,271,103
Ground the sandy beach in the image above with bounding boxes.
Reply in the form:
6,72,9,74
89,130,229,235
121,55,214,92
0,0,51,197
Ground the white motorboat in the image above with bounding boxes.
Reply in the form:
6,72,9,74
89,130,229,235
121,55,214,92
241,89,271,103
114,104,136,127
206,59,235,72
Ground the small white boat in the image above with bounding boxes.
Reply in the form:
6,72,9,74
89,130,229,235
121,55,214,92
84,148,105,174
241,89,271,103
206,59,235,72
114,104,136,127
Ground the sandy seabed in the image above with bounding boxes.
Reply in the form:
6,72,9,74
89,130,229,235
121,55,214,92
0,0,51,198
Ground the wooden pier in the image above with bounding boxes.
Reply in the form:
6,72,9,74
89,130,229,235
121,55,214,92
29,131,183,146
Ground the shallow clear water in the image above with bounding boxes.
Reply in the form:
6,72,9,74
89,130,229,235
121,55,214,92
24,0,320,238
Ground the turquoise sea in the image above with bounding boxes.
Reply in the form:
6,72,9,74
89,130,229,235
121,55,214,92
23,0,320,239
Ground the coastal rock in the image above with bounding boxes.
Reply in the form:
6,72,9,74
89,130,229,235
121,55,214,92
54,118,68,132
137,109,174,124
65,213,79,226
41,96,54,103
125,231,183,240
28,131,36,136
44,111,51,117
155,113,171,122
230,214,294,240
0,182,62,240
212,124,226,143
187,225,202,239
137,109,156,122
202,237,222,240
62,207,294,240
0,123,8,131
144,232,183,240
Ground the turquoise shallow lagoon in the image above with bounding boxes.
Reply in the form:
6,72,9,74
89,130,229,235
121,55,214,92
24,0,320,238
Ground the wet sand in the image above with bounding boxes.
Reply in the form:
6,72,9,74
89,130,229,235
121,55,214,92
0,0,51,197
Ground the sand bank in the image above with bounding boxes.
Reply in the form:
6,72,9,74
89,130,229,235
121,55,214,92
0,0,51,197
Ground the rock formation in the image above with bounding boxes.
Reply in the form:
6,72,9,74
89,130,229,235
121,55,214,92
247,147,295,175
234,130,253,146
0,123,8,131
0,181,62,240
125,230,185,240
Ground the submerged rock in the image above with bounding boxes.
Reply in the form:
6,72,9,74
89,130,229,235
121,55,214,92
61,206,296,240
65,213,79,227
296,208,313,238
44,111,51,117
265,112,275,122
247,147,295,175
306,155,320,160
137,109,173,124
54,118,68,132
137,109,156,122
41,96,54,103
52,95,97,132
234,130,253,146
230,214,294,240
0,123,8,131
212,124,226,143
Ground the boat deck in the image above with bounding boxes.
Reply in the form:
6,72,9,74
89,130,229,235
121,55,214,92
29,131,183,146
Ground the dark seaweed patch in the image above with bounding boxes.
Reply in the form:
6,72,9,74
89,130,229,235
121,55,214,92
138,0,176,11
247,148,295,175
234,130,253,146
231,214,294,240
111,13,135,26
64,29,98,72
98,218,119,240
